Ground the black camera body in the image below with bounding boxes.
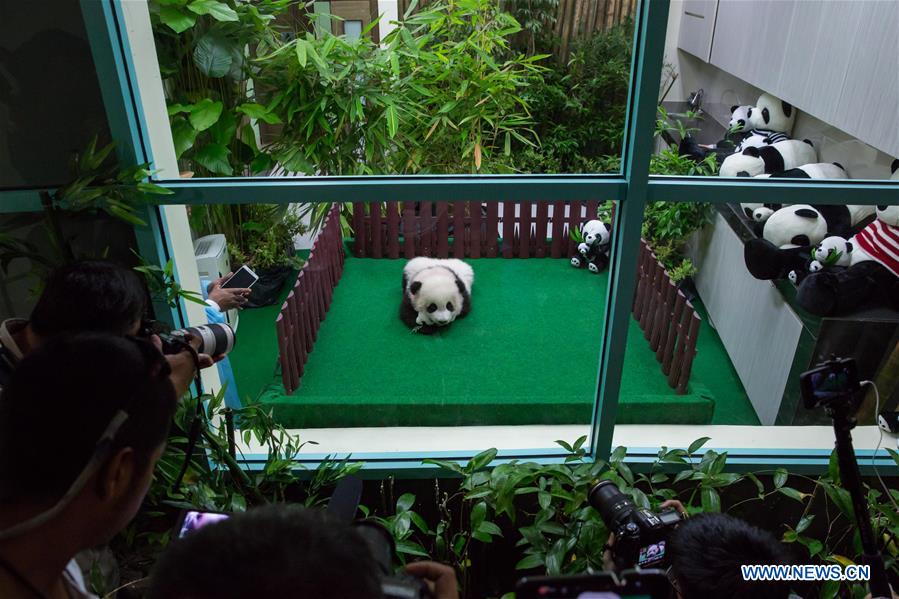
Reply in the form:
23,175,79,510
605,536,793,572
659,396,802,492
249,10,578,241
141,320,235,357
589,480,684,570
353,521,434,599
799,356,860,411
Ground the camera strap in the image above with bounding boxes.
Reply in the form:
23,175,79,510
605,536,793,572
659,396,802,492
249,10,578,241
170,340,204,495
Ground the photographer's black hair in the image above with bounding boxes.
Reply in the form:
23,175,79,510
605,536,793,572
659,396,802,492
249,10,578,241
0,334,176,503
147,504,383,599
29,260,148,338
668,513,796,599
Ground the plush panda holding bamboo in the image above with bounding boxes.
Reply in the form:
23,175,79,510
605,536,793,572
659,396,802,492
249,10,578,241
570,220,612,274
400,257,473,334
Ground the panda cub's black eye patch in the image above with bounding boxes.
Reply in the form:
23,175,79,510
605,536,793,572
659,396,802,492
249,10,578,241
446,302,454,312
427,303,438,313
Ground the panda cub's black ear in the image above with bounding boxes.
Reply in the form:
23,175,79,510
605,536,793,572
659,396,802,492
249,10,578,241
891,158,899,174
742,147,761,157
410,281,422,294
455,279,466,294
730,105,739,113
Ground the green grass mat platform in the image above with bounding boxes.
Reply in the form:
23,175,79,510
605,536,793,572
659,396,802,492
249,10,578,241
228,252,755,428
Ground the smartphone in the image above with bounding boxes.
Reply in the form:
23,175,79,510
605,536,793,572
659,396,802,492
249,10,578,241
221,265,260,290
176,509,230,538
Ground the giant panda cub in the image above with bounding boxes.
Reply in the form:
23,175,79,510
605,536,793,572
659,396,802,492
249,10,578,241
400,257,474,334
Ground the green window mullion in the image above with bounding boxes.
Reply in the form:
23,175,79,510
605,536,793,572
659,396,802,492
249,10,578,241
590,0,670,461
649,177,899,206
157,177,627,206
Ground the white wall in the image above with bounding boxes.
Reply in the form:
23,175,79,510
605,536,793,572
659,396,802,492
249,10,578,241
663,1,896,178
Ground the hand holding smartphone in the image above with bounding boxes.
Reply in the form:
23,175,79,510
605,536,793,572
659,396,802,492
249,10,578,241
221,265,260,290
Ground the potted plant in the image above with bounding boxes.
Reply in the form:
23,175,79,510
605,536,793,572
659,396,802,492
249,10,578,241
189,203,305,307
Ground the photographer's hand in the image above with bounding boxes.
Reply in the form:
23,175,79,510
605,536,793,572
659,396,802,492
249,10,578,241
660,499,687,515
404,561,459,599
151,334,214,397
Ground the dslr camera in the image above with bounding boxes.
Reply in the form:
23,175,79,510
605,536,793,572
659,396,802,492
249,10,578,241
589,480,684,570
141,320,235,357
354,521,434,599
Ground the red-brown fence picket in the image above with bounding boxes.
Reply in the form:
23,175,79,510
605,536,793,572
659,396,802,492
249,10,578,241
276,205,345,394
351,201,602,259
631,239,701,394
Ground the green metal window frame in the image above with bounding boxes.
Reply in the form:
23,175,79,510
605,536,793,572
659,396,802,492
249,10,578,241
3,1,898,473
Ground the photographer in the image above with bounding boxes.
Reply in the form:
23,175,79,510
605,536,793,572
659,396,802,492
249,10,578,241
0,260,215,396
599,497,796,599
0,334,179,599
666,506,796,598
147,504,459,599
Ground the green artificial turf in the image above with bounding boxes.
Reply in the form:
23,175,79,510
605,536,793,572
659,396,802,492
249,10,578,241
225,252,759,428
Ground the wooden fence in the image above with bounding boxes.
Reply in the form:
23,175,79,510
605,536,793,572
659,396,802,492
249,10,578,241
277,202,700,396
351,201,601,259
276,205,345,394
632,239,701,394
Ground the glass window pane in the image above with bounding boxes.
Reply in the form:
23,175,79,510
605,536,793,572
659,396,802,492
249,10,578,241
344,20,363,41
615,199,894,449
220,200,617,456
0,4,112,189
652,0,898,180
146,0,636,178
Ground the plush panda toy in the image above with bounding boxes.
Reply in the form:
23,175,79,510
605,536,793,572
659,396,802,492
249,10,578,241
728,104,753,133
748,93,796,134
796,206,899,315
811,236,854,269
400,257,473,334
720,139,817,178
733,93,795,153
571,220,612,274
737,164,851,231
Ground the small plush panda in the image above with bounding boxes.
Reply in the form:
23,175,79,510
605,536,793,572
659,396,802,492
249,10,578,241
400,257,473,334
728,105,753,133
719,139,817,178
813,236,853,267
570,220,612,274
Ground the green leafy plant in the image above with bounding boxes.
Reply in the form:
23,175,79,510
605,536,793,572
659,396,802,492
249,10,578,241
190,203,306,272
134,255,207,309
514,21,633,174
149,0,299,176
0,137,172,279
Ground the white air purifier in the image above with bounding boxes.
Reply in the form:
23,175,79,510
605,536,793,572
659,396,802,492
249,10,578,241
194,234,238,331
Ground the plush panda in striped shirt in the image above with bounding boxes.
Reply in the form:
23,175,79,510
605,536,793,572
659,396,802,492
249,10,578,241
795,202,899,315
734,93,796,153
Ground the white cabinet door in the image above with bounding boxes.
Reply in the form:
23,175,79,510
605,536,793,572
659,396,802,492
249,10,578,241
708,0,899,158
834,0,899,157
709,0,796,95
678,0,719,61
